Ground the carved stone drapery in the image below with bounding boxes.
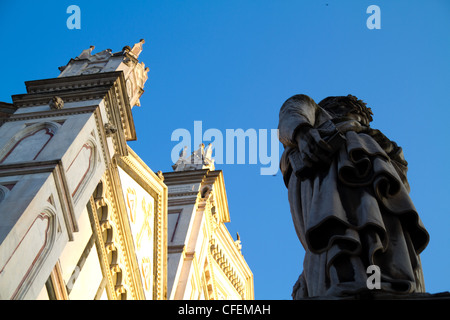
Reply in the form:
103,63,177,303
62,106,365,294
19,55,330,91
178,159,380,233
279,94,429,299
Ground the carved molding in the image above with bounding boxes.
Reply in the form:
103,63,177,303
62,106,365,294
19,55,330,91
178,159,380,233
102,169,138,300
12,71,121,108
1,105,96,124
117,147,167,300
66,138,98,203
209,238,245,298
88,180,127,300
3,207,58,300
0,121,61,164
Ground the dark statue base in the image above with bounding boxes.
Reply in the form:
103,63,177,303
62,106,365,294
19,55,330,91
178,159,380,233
299,291,450,300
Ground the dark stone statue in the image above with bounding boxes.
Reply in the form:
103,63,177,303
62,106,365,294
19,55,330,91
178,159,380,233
278,94,429,299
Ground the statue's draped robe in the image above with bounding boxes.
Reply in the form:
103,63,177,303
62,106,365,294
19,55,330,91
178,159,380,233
279,95,429,298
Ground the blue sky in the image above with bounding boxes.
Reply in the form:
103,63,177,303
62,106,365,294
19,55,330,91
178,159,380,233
1,1,449,299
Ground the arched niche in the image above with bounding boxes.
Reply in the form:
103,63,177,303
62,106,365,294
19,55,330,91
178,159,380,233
7,207,57,299
65,138,98,202
0,121,61,164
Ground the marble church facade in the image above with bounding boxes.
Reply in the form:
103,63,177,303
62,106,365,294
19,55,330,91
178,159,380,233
0,42,253,300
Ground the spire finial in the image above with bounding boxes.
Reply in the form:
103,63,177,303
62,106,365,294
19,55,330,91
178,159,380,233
172,143,215,172
130,39,145,58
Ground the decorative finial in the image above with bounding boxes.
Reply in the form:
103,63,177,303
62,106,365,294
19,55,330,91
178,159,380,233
172,143,215,172
205,143,213,161
76,46,95,60
129,39,145,58
235,232,242,251
157,171,164,181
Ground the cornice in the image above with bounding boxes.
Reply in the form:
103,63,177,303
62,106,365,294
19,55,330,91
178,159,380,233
0,102,16,119
0,159,59,177
168,244,185,254
22,71,123,95
10,71,136,146
11,72,123,108
163,169,210,185
1,105,97,123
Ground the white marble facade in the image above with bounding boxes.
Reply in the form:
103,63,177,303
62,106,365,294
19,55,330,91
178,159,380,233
0,41,161,300
165,146,254,300
0,42,252,300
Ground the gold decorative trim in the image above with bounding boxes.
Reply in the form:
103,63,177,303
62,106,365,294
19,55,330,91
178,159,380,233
116,147,167,300
209,238,245,298
87,186,117,300
103,167,139,299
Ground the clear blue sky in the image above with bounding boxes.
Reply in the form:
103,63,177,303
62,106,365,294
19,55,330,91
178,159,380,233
1,1,449,299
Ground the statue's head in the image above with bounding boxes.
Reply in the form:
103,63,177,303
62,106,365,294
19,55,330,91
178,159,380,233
319,95,373,126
